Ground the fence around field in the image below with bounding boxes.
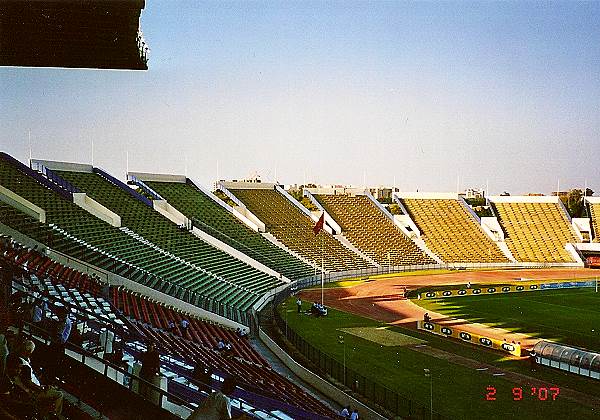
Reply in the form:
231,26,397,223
273,308,449,420
290,260,584,292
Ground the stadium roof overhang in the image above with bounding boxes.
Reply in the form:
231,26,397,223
0,0,148,70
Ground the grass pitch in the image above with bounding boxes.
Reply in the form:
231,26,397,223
280,298,599,419
416,288,600,351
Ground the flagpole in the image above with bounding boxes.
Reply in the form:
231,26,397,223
321,231,324,306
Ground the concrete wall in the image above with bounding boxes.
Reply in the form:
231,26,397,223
488,195,560,204
31,159,93,173
153,200,189,228
0,185,46,223
127,171,186,183
73,193,121,227
258,329,387,420
572,218,589,242
303,190,342,235
190,226,289,282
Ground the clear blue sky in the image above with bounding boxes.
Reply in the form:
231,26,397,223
1,1,599,194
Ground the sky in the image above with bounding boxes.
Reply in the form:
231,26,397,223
1,1,599,195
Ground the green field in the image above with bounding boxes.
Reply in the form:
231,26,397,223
416,288,600,351
279,298,600,419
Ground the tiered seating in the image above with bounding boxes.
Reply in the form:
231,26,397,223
136,325,333,417
0,156,278,316
589,202,600,242
315,194,435,266
229,188,373,272
1,239,128,332
144,180,313,279
400,198,509,263
1,239,335,418
111,287,265,365
491,201,578,263
56,170,283,307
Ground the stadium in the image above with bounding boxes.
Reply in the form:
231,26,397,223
2,2,600,420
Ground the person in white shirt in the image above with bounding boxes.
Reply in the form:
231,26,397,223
188,376,236,420
99,325,115,356
17,340,64,416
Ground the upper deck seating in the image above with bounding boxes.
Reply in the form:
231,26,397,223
145,180,313,280
589,202,600,242
56,171,283,300
400,198,509,263
315,194,435,266
491,201,578,263
229,188,373,272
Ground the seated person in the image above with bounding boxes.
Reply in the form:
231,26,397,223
15,340,64,417
0,357,36,418
216,339,225,352
423,313,431,323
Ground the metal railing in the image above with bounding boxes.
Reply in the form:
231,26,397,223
272,309,449,420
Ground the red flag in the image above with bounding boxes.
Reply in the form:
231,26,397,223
313,212,325,235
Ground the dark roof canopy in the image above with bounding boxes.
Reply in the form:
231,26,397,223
0,0,148,70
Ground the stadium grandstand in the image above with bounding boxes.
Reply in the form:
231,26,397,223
397,193,510,263
0,154,286,324
51,166,285,301
128,173,314,280
0,0,148,70
0,237,338,419
310,190,436,266
489,196,581,263
223,183,375,273
587,197,600,242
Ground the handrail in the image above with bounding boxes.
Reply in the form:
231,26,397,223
0,152,72,201
20,322,196,413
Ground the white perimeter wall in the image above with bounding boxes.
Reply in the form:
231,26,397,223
0,186,46,223
73,193,121,227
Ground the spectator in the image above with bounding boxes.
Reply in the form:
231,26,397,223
180,319,190,336
16,340,64,416
423,313,431,323
216,339,225,352
350,409,359,420
0,357,35,418
30,297,47,324
0,328,8,376
340,406,350,418
296,298,302,313
99,324,115,357
139,342,161,402
167,321,177,333
192,361,213,392
187,376,237,420
55,307,72,345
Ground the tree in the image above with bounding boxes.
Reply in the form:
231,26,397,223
559,188,593,218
